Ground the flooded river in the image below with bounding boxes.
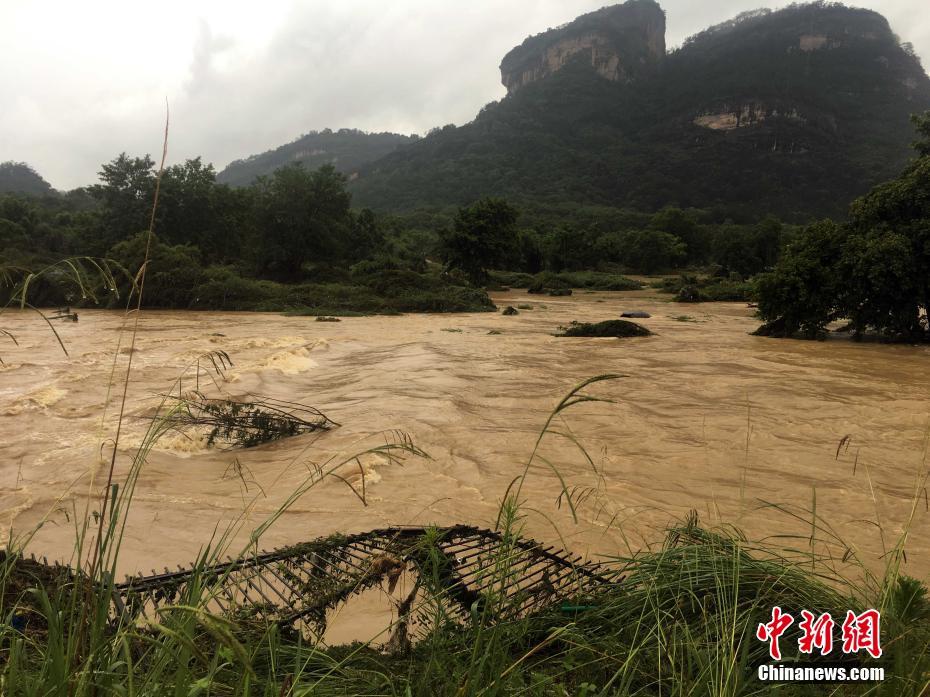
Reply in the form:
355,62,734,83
2,290,929,581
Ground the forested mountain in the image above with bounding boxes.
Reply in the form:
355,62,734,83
0,162,54,195
217,128,417,186
348,1,930,221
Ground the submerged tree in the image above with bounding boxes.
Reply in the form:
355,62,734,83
757,111,930,340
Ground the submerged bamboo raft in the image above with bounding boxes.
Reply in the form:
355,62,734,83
112,525,617,637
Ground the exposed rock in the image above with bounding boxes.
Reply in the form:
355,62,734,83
500,0,665,94
693,102,805,131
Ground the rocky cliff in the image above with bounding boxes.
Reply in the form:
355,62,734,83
499,0,665,93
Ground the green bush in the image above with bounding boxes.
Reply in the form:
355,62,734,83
661,273,757,303
557,319,653,337
188,267,495,315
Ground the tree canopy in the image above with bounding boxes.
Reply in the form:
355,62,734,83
440,198,519,284
757,111,930,340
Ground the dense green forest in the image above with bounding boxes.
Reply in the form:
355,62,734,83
0,156,492,313
0,144,806,313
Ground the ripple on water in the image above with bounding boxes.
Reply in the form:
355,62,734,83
3,386,68,415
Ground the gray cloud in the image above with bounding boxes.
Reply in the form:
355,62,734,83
1,0,927,190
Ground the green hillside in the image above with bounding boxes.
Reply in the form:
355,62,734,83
0,162,54,196
217,128,417,186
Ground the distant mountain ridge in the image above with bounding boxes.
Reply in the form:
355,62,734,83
216,128,417,186
0,161,54,195
219,2,930,221
346,1,930,220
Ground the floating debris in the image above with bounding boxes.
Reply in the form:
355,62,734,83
113,525,615,640
51,307,78,322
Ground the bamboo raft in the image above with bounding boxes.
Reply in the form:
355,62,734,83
111,525,617,637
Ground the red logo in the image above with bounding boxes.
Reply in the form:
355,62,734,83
757,608,882,659
757,606,794,660
798,611,834,655
841,610,882,659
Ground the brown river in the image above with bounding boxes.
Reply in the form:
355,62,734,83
2,290,929,584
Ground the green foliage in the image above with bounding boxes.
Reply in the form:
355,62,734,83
712,217,784,277
0,151,501,314
492,270,641,291
188,266,493,315
756,220,846,337
440,198,519,284
252,164,354,279
649,206,707,264
89,153,157,252
913,112,930,157
108,233,203,308
662,273,757,303
599,228,686,274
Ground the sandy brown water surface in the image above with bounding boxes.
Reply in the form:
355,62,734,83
2,290,929,582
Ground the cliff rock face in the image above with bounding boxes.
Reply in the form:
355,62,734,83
500,0,665,93
693,102,806,131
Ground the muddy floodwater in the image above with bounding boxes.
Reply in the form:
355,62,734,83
2,290,930,582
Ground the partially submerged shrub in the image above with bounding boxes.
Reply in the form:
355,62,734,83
501,306,519,315
191,267,494,314
557,319,653,338
164,392,338,448
661,273,756,303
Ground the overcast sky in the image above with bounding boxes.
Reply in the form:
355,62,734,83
1,1,926,190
